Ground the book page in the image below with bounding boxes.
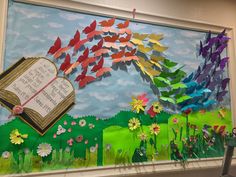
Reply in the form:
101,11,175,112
5,58,57,104
24,77,74,117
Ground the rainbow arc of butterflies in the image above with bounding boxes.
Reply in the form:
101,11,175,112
46,17,167,88
46,17,230,112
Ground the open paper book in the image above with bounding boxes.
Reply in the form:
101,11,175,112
0,57,75,135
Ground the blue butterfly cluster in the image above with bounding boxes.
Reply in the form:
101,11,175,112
179,30,230,112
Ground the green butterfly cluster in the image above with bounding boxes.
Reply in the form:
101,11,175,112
153,59,191,105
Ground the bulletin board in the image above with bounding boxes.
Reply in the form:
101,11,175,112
0,0,235,175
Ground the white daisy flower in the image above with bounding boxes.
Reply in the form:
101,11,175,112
90,146,96,153
79,119,86,127
37,143,52,157
2,151,10,159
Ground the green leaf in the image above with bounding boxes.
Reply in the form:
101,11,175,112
161,90,175,97
160,96,176,104
176,95,192,104
163,59,178,68
153,77,171,87
171,83,187,90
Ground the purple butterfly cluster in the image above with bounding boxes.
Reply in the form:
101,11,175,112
197,30,230,102
180,30,230,111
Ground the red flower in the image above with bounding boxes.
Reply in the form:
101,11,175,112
183,108,192,115
147,106,156,118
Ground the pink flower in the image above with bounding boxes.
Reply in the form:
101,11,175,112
64,121,67,125
85,140,89,144
76,135,83,143
53,134,57,138
172,118,178,124
12,105,24,115
67,138,74,146
71,121,76,126
68,128,72,132
137,93,149,106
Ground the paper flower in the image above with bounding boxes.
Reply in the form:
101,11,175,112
64,121,67,125
79,119,86,127
89,123,95,129
10,129,28,145
67,128,72,132
85,140,89,144
152,102,163,113
90,146,96,153
172,117,179,124
57,125,66,135
137,93,149,106
139,132,147,141
12,105,24,115
67,138,74,146
128,118,141,131
37,143,52,157
129,96,145,113
71,121,76,126
53,134,57,138
147,102,163,117
76,135,83,143
150,123,161,135
183,108,192,115
106,144,112,151
2,151,10,159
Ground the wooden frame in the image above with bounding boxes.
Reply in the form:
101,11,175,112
0,0,235,176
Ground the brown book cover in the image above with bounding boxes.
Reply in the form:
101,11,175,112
0,57,75,135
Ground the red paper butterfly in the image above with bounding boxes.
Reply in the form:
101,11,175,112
91,57,112,77
75,67,96,88
83,20,96,34
91,39,103,52
99,17,116,27
117,20,129,29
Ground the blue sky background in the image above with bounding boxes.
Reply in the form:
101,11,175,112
0,2,230,124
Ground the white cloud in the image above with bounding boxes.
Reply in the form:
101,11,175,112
174,39,184,44
118,102,129,108
48,22,64,28
14,6,48,19
27,36,45,43
94,81,110,86
59,12,85,21
180,31,202,38
117,79,136,86
89,92,117,101
73,103,90,110
32,25,40,29
174,48,192,55
182,60,200,70
44,33,70,41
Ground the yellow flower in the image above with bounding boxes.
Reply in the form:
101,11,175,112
130,96,144,113
139,132,147,141
150,123,161,135
128,118,141,131
152,102,163,113
10,129,28,145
